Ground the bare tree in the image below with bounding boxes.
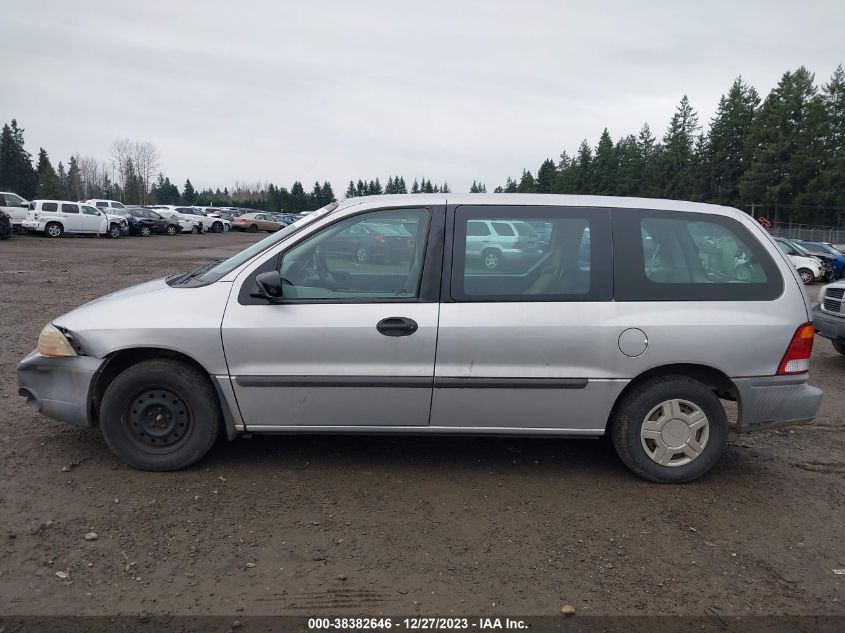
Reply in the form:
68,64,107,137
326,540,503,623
109,138,132,198
77,155,102,199
131,141,161,204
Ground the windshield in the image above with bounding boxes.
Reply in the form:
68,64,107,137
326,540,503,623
190,202,340,284
787,240,813,256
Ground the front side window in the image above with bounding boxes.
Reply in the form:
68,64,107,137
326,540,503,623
278,208,430,300
82,205,99,215
613,210,783,301
112,202,125,209
61,203,79,214
451,205,611,302
3,193,25,206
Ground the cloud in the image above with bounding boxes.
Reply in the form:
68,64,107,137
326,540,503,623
2,0,843,193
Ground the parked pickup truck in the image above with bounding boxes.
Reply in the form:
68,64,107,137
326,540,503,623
813,280,845,355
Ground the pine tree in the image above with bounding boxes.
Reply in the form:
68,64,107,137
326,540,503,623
0,119,36,197
592,129,617,195
572,140,594,193
321,181,335,205
470,180,479,193
636,123,658,197
739,67,824,219
535,158,557,193
356,179,365,196
614,134,642,197
67,155,82,201
442,182,450,193
345,180,356,198
373,178,383,195
423,179,434,194
56,161,68,198
411,179,420,194
703,77,760,206
34,148,58,199
182,178,196,205
658,95,700,199
396,176,407,194
517,169,536,193
804,65,845,210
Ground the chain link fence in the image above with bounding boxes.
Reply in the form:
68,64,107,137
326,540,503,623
767,224,845,245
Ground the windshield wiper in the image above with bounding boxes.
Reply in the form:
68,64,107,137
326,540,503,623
173,258,224,284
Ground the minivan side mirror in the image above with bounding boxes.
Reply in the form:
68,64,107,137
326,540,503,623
252,270,284,301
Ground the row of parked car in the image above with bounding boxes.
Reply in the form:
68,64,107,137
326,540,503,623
772,235,845,284
0,191,308,239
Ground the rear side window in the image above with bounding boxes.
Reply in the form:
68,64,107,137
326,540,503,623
467,221,490,236
62,203,79,214
451,205,611,302
42,202,58,212
613,209,783,301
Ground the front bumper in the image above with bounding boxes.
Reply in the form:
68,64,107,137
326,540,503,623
812,304,845,341
17,351,105,428
733,375,822,432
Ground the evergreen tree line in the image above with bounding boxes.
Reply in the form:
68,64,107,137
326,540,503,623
343,176,452,197
495,65,845,226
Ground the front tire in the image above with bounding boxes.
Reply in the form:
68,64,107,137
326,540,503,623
212,221,223,233
108,223,121,239
100,359,221,471
165,224,177,236
798,268,814,285
609,376,728,483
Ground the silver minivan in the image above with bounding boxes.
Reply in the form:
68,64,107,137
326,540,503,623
16,194,823,482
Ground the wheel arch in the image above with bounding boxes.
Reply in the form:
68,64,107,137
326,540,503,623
607,363,738,430
90,347,239,440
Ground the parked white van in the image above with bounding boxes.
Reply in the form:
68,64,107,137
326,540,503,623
0,191,30,228
22,200,126,238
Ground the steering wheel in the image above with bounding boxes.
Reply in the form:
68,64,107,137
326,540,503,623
312,247,336,290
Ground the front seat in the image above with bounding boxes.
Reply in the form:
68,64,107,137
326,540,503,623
526,224,589,295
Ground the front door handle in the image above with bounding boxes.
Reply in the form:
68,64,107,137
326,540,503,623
377,317,418,337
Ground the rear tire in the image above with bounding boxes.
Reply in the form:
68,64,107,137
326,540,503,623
100,359,221,471
212,221,223,233
45,222,63,238
248,224,258,233
139,225,152,237
833,341,845,356
609,376,728,483
481,248,502,270
165,224,177,236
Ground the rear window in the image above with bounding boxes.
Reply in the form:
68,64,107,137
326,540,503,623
42,202,58,212
613,209,783,301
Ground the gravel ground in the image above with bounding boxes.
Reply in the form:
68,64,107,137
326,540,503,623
0,231,843,617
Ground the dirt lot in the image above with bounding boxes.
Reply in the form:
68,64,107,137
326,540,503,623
0,231,843,617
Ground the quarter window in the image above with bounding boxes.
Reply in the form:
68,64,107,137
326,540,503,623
42,202,58,212
451,205,611,302
277,208,431,300
613,210,783,301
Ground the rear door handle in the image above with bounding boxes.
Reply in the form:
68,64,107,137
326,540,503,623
377,317,418,337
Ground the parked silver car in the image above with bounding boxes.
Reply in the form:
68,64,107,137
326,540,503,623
16,194,822,482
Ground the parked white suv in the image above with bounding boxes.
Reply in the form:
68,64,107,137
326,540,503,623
0,191,30,228
465,219,542,270
22,200,127,238
85,199,127,212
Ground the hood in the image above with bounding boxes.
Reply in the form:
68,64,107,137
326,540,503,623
69,278,170,311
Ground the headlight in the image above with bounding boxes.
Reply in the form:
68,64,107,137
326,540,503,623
37,323,77,357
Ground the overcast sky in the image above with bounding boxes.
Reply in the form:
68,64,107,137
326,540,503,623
2,0,844,194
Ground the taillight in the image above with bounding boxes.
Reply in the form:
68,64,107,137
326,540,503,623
777,323,815,375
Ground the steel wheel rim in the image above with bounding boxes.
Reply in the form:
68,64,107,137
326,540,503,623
640,398,710,467
125,387,192,454
357,248,369,262
484,253,499,269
